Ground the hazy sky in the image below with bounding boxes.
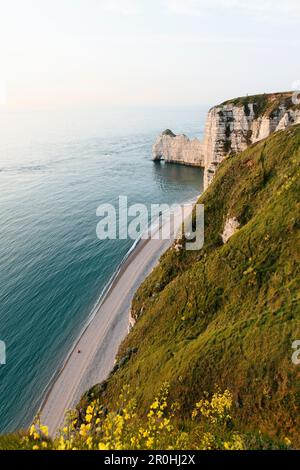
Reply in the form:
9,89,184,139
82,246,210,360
0,0,299,109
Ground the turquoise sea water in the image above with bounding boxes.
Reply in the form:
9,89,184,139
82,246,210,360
0,107,205,432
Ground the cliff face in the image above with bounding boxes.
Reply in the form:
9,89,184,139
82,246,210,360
152,129,204,167
203,92,300,186
153,92,300,187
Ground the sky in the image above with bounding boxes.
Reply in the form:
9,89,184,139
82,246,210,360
0,0,299,109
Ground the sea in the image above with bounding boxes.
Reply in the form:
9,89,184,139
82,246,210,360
0,106,206,432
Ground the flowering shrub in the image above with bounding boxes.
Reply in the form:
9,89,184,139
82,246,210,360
23,386,290,450
191,388,245,450
192,389,232,424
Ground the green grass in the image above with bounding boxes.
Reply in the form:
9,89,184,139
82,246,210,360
80,125,300,446
1,125,299,450
220,91,300,118
0,432,27,450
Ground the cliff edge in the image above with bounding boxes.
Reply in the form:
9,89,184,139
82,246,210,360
153,91,300,187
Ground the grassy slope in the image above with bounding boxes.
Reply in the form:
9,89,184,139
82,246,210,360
2,125,298,449
83,125,300,444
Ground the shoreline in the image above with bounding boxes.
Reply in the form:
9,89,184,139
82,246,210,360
39,197,199,436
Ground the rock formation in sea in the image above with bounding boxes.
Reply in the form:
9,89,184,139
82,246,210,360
153,92,300,188
152,129,205,167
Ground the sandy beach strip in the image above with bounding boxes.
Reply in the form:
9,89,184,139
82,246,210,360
39,202,196,436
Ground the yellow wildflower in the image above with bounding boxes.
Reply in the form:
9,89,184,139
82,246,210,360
57,436,66,451
201,432,215,450
29,424,36,436
86,437,93,450
224,434,244,450
79,423,90,437
98,442,109,450
40,425,49,436
146,437,154,448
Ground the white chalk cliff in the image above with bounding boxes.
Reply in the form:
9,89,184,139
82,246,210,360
153,92,300,188
152,129,204,167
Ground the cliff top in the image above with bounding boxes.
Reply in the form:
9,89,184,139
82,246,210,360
218,91,300,117
162,129,177,137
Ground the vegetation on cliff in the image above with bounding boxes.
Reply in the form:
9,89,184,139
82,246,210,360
162,129,177,137
80,124,300,447
1,125,299,450
0,386,290,450
221,91,300,118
